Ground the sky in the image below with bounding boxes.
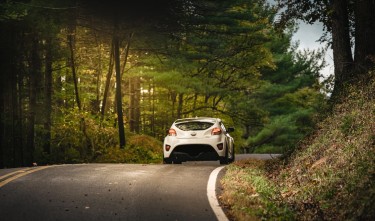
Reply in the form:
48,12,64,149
292,22,334,78
267,0,334,79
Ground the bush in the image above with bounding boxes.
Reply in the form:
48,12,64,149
94,134,163,164
34,109,163,165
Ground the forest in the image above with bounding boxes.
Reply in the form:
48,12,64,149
0,0,373,168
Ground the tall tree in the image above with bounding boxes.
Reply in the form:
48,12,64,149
43,37,53,154
354,0,375,71
26,36,41,166
330,0,354,92
101,43,114,118
277,0,375,97
113,17,126,148
68,26,81,110
129,76,141,133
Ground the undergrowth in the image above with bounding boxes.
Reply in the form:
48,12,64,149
221,160,294,220
220,74,375,220
93,134,163,164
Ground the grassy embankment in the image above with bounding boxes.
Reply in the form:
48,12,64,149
220,74,375,220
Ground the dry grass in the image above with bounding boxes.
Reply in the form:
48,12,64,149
274,77,375,220
220,159,294,220
220,74,375,220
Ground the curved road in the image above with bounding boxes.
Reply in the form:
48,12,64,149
0,154,278,221
0,163,222,221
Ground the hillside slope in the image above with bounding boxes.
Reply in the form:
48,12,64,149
221,73,375,220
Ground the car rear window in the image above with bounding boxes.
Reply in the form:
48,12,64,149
175,121,214,131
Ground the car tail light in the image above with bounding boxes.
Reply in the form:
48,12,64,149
217,143,224,150
168,129,177,136
211,127,222,135
165,145,171,151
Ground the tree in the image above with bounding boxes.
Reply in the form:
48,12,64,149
227,27,326,153
113,16,126,148
152,0,276,116
354,0,375,71
276,0,375,97
101,43,114,119
0,0,332,166
43,37,53,154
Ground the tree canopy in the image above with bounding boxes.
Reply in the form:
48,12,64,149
276,0,375,97
0,0,329,167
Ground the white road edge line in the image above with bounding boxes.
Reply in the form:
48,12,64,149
207,166,229,221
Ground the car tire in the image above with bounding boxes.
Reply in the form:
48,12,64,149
163,158,172,164
220,146,229,165
219,158,228,165
229,145,235,163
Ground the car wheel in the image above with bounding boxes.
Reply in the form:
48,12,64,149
219,158,228,165
163,158,172,164
163,154,172,164
229,145,235,163
220,146,229,165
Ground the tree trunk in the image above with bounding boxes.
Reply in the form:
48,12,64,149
12,62,23,167
129,77,141,133
0,93,3,168
121,33,133,77
150,79,155,136
93,32,102,114
17,69,24,166
193,93,198,116
68,25,92,156
354,0,375,72
330,0,354,96
129,78,135,132
1,15,26,167
43,37,53,154
1,70,13,167
26,37,40,166
68,30,81,110
177,93,184,119
101,43,114,118
171,91,177,119
113,27,126,148
134,77,141,133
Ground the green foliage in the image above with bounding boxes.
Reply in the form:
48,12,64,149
250,87,323,150
232,33,327,154
0,1,28,21
0,0,327,167
32,108,163,164
247,109,314,153
93,134,163,164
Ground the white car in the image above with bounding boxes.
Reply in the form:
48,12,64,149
163,117,235,164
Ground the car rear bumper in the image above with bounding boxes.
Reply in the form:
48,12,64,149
163,136,226,159
169,144,220,161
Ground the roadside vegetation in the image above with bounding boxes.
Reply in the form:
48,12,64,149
35,111,163,164
221,0,375,219
220,73,375,220
1,0,325,167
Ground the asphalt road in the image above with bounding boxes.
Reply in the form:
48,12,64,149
0,154,279,221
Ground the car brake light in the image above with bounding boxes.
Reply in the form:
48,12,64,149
168,129,177,136
211,127,222,135
165,145,171,151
